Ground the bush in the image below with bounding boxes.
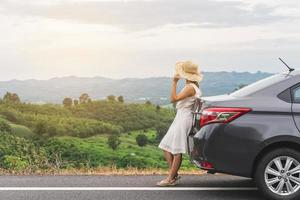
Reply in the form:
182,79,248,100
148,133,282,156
10,124,35,139
135,134,148,147
44,137,91,168
0,109,23,123
71,100,175,132
0,132,47,171
116,154,148,168
107,135,121,150
0,99,174,135
43,136,115,168
2,155,29,171
0,118,12,133
22,114,123,138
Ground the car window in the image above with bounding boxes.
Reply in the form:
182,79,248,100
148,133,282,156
230,73,288,97
292,85,300,103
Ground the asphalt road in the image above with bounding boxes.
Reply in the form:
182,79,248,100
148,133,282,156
0,174,266,200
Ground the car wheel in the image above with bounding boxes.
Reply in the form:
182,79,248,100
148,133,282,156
254,148,300,200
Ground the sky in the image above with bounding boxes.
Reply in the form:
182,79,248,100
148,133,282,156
1,0,300,80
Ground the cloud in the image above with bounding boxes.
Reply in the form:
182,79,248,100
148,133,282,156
0,0,291,30
1,0,300,81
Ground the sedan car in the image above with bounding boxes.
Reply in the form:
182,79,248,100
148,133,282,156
188,70,300,200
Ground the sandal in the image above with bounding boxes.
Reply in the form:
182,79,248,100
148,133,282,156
174,174,181,181
156,178,177,187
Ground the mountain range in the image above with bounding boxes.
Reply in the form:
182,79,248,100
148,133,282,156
0,71,272,105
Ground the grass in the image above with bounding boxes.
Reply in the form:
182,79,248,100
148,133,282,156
46,130,197,170
0,166,205,176
0,114,199,174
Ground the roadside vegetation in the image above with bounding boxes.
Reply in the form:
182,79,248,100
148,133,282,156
0,93,197,174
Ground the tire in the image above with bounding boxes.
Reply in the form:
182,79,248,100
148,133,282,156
254,148,300,200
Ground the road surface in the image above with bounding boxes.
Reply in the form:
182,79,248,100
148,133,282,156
0,174,265,200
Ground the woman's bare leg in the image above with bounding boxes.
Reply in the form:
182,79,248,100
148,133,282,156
168,153,182,180
163,150,174,170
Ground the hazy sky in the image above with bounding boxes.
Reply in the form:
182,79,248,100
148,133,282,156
1,0,300,80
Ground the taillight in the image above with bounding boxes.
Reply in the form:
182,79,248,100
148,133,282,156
193,160,214,170
200,107,251,127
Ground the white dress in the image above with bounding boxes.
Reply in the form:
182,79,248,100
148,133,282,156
158,83,202,154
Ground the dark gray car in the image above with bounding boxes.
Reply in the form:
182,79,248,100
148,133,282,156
188,70,300,200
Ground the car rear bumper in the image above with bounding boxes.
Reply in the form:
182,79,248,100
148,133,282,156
188,130,216,172
188,120,261,178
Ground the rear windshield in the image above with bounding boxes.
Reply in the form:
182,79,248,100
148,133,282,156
230,73,288,97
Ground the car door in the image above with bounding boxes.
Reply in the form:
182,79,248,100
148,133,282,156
291,83,300,132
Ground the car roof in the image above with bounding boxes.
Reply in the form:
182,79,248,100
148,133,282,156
231,69,300,97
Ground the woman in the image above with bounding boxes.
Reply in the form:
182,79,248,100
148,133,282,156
157,61,202,186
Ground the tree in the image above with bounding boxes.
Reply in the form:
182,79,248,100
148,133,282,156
63,97,73,107
135,134,148,147
117,96,124,103
3,92,21,104
107,95,116,102
145,100,152,105
107,135,121,150
11,93,21,103
73,99,79,106
79,93,90,104
3,92,11,102
156,105,161,111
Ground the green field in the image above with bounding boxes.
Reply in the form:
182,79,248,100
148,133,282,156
0,97,195,173
42,131,194,170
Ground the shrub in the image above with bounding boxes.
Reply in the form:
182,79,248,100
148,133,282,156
0,132,47,171
135,134,148,147
2,155,29,171
116,154,148,169
22,114,123,138
0,118,12,133
0,109,23,123
10,124,35,139
107,135,121,151
71,100,175,132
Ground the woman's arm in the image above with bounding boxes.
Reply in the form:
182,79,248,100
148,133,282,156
170,75,196,103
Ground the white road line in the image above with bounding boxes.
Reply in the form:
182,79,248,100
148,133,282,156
0,187,258,191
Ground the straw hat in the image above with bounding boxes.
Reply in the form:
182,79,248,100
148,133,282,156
175,61,203,82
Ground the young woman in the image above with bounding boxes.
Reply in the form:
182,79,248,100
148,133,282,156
157,61,202,186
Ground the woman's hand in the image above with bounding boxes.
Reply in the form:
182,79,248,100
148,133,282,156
170,73,196,103
173,74,180,83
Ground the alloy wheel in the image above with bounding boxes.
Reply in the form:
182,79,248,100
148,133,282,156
264,156,300,196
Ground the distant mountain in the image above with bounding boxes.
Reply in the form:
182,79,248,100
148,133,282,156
0,71,272,105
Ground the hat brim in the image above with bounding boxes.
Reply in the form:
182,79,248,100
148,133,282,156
175,62,203,82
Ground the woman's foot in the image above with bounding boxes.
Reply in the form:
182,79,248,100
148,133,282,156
174,173,181,181
156,178,177,187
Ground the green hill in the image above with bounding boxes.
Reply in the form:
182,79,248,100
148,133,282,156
0,100,181,172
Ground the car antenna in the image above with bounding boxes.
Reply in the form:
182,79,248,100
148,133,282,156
279,58,295,73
